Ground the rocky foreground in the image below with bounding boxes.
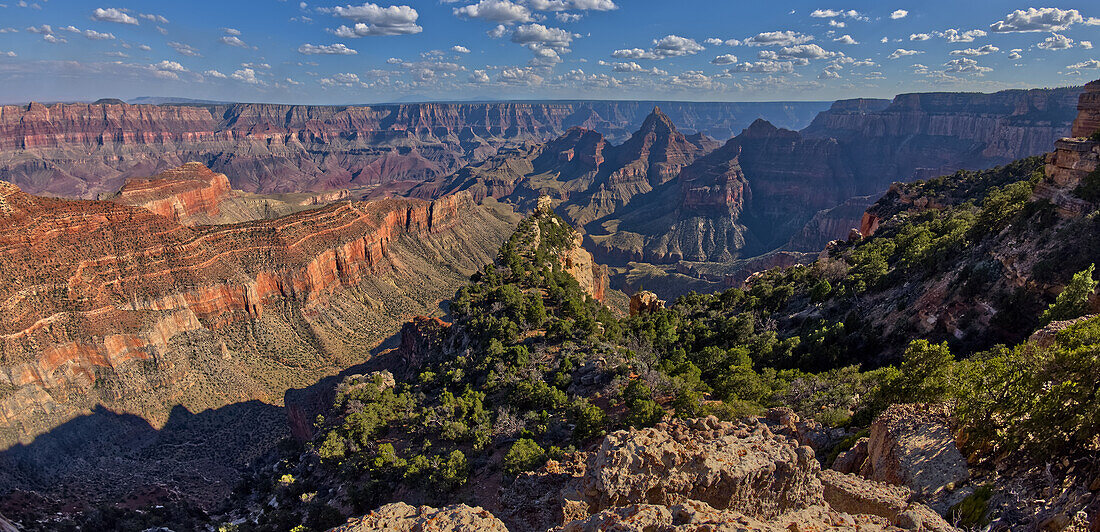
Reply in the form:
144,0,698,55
335,415,957,531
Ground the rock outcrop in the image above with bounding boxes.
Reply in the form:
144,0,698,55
331,502,509,532
111,161,233,223
1032,80,1100,215
500,416,956,532
832,404,969,513
628,291,664,316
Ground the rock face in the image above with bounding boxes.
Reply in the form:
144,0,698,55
0,181,511,490
1033,80,1100,216
500,416,956,532
331,502,509,532
832,404,969,513
0,100,828,199
628,291,664,316
111,161,233,223
1071,80,1100,138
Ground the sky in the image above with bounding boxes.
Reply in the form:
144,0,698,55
0,1,1098,104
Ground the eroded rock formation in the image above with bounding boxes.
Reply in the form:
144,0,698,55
498,416,956,532
0,182,512,450
331,502,509,532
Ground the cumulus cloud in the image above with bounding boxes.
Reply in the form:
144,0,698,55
950,44,998,56
219,35,249,48
2,51,16,57
710,53,738,65
944,57,991,74
498,66,543,85
744,30,813,47
809,8,864,20
452,45,471,53
890,9,908,19
1081,41,1094,49
990,7,1091,32
909,33,931,41
1068,59,1100,69
888,48,923,59
453,0,532,23
1037,32,1074,50
833,34,858,44
168,41,201,57
231,68,263,84
469,69,491,83
298,43,358,54
511,23,574,59
1008,48,1023,60
93,7,138,25
204,69,227,78
941,28,986,42
154,60,186,72
598,60,665,75
611,34,703,60
777,43,837,59
326,2,423,35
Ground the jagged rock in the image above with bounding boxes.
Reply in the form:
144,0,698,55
398,317,451,375
629,291,665,316
586,417,824,517
501,417,956,532
1028,315,1097,348
852,404,969,513
819,470,955,532
764,407,849,453
832,438,869,475
330,502,508,531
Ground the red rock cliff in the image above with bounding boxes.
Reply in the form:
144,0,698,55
112,162,233,222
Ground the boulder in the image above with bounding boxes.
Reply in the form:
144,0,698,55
629,291,665,316
330,502,508,532
852,404,969,513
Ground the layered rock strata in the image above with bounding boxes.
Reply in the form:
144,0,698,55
0,182,512,449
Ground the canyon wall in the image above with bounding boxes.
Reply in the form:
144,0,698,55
0,181,513,451
0,100,827,199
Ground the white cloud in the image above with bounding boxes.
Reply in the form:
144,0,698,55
204,69,227,78
25,24,51,34
819,68,840,79
326,2,423,35
744,30,813,47
452,45,471,53
888,48,923,59
1,51,15,57
168,41,201,56
890,9,908,19
298,43,358,54
138,44,151,51
93,7,138,25
42,34,66,43
498,66,543,85
469,69,490,83
231,68,263,84
1081,41,1094,49
909,33,931,41
511,23,574,52
139,13,168,24
944,57,991,74
990,7,1087,32
556,12,581,22
219,35,249,48
0,28,17,34
1037,32,1073,50
950,44,998,56
1068,59,1100,69
710,53,738,65
82,29,115,40
730,60,795,73
704,38,724,46
1008,48,1023,60
833,34,858,45
242,62,271,69
525,0,617,11
810,8,864,19
941,28,986,42
828,20,845,28
223,28,241,36
487,24,508,38
611,34,702,60
453,0,532,23
154,60,186,72
778,43,837,59
599,60,665,75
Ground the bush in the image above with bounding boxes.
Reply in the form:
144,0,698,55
504,438,547,476
1040,263,1097,325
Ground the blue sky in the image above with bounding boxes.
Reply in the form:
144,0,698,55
0,0,1098,104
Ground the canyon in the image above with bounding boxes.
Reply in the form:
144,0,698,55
0,100,827,200
0,174,515,506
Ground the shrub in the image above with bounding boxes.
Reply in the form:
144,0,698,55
504,438,547,476
1040,263,1097,325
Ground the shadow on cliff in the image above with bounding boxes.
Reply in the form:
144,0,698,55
0,327,420,520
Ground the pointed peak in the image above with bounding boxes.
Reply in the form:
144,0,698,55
638,106,677,134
